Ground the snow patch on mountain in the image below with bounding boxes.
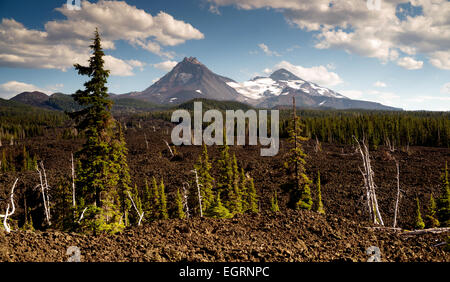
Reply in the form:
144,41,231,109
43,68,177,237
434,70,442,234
226,71,347,100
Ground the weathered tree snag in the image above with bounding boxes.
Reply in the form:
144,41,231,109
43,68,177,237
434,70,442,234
354,136,384,226
71,153,76,208
163,139,174,157
393,159,401,228
127,191,144,226
401,227,450,236
0,178,18,233
191,169,203,217
182,182,190,219
37,162,51,226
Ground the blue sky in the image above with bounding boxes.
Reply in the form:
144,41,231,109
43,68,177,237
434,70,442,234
0,0,449,110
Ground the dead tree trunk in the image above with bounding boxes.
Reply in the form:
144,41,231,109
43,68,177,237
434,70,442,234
0,178,18,233
402,227,450,235
192,169,203,217
163,139,174,157
37,162,51,226
78,207,87,223
127,191,144,226
314,136,321,153
354,137,384,226
393,159,401,228
144,133,149,150
182,182,190,219
71,153,76,208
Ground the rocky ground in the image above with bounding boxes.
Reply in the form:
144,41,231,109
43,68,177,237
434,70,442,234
1,210,448,262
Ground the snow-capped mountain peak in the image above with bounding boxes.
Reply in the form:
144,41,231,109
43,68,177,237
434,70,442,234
226,69,347,101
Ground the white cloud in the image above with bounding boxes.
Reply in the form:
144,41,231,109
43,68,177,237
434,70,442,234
429,51,450,70
208,0,450,70
103,55,137,77
0,1,204,74
263,68,272,74
209,5,221,15
374,81,387,87
441,82,450,94
0,81,50,99
273,60,343,87
396,57,423,70
153,60,178,71
126,60,146,71
258,43,280,56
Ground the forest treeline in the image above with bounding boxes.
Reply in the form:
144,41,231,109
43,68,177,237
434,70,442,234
0,102,67,141
1,99,448,148
135,108,450,148
281,110,450,148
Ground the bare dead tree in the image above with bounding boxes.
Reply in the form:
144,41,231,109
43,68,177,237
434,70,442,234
71,153,76,208
144,133,149,150
191,169,203,217
385,137,395,152
314,136,321,153
78,207,87,223
9,137,13,146
37,162,51,226
354,136,384,226
182,182,190,219
0,178,18,233
401,227,450,235
393,159,401,228
127,191,144,226
163,139,174,157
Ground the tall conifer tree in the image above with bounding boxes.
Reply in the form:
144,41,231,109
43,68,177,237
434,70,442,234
70,29,126,233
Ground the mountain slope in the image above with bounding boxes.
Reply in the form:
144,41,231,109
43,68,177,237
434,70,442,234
9,92,164,113
122,57,247,104
10,91,53,109
176,98,253,111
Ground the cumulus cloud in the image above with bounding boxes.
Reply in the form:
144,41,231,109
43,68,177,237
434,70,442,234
0,1,204,75
429,51,450,70
208,0,450,70
153,60,178,71
374,81,387,87
0,81,50,99
396,57,423,70
103,56,139,76
258,43,280,56
273,60,343,87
